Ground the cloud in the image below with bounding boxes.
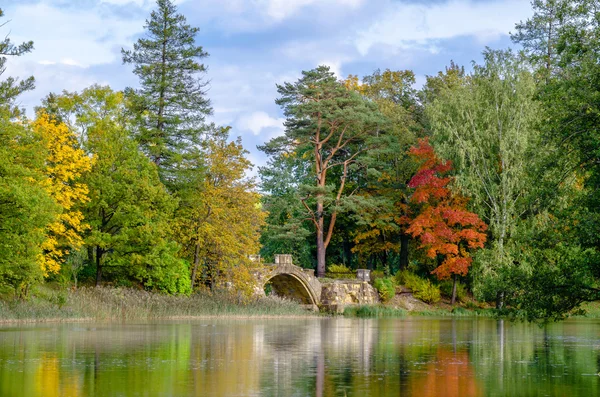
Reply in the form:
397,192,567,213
260,0,364,22
355,0,532,55
236,111,285,136
4,2,146,68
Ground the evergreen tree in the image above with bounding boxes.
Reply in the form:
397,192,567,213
122,0,211,186
0,9,34,112
261,66,387,277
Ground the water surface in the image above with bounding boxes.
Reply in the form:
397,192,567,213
0,317,598,396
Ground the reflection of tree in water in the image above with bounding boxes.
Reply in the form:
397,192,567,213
408,348,481,397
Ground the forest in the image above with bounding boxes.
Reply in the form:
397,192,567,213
0,0,599,321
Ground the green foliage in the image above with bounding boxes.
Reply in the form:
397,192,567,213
395,270,441,304
439,280,467,303
0,111,59,295
373,277,396,303
426,49,548,306
41,86,189,295
328,264,351,273
262,65,388,277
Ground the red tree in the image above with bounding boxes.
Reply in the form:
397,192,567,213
406,138,487,304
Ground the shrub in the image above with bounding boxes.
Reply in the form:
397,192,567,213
373,277,396,303
414,281,441,304
394,270,441,304
328,264,351,273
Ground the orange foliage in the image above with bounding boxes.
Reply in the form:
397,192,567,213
408,348,482,397
407,139,487,280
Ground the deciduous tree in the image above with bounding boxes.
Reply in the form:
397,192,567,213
406,139,487,304
32,113,92,276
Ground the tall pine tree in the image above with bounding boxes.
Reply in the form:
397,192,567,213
122,0,211,186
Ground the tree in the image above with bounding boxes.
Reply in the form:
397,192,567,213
259,146,314,268
262,66,387,277
509,0,600,319
0,109,58,296
406,139,487,304
175,133,265,293
511,0,572,77
122,0,211,186
32,113,92,276
426,50,543,308
40,86,190,294
0,8,34,112
344,69,421,272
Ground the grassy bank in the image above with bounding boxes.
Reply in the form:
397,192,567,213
342,304,498,318
0,286,314,323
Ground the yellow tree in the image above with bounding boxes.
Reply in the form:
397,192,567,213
32,112,92,275
177,132,266,294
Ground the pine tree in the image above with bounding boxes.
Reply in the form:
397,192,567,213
122,0,211,186
0,8,35,112
262,66,387,277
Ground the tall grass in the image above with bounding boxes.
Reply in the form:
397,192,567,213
0,286,314,322
343,305,407,318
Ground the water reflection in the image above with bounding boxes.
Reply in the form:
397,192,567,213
0,317,598,396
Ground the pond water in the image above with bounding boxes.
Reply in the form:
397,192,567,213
0,317,598,396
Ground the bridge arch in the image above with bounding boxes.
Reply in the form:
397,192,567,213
256,263,322,308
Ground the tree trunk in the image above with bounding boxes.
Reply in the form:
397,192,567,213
451,274,458,305
95,247,104,287
343,236,352,267
316,199,326,277
496,291,505,310
191,242,200,288
399,233,409,270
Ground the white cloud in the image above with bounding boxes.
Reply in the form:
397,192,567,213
318,60,343,78
260,0,364,21
355,0,532,55
5,2,145,68
236,111,285,136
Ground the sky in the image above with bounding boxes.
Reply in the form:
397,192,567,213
1,0,534,173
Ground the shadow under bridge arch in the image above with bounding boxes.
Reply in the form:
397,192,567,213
262,264,322,307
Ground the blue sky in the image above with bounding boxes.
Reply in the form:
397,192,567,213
1,0,534,171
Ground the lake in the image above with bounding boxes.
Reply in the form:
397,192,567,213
0,317,598,396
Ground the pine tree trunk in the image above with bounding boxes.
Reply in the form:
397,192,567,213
316,197,326,277
451,274,458,305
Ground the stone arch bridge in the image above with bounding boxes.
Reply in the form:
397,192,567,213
252,255,378,311
253,255,322,310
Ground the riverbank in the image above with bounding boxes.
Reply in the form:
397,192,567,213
0,286,315,323
2,285,600,324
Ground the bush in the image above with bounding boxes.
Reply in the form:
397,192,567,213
439,280,467,303
325,264,356,279
328,264,351,273
394,270,441,304
414,281,441,304
373,277,396,303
